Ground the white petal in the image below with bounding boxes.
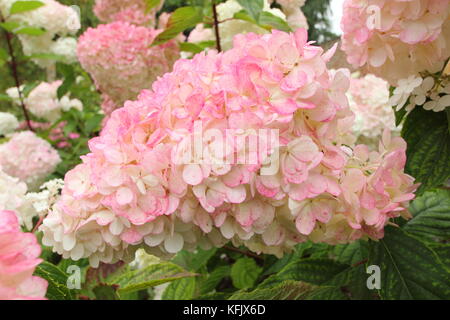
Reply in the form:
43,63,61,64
62,234,76,251
164,233,184,253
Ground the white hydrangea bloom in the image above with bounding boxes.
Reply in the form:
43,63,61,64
6,81,83,122
0,112,19,136
49,37,78,64
0,0,80,68
0,167,37,229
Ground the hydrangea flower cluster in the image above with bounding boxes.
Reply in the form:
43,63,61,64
0,131,61,190
93,0,164,26
41,30,417,267
347,72,398,146
0,210,47,300
340,0,450,85
77,21,180,117
188,0,286,51
0,0,80,68
6,81,83,123
0,112,19,136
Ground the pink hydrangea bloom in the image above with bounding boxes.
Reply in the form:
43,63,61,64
77,22,180,116
93,0,164,26
0,131,61,190
0,210,48,300
42,30,417,267
341,0,450,85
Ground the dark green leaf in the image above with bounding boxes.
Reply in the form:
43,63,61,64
93,284,120,300
200,265,230,294
401,107,450,194
404,189,450,242
229,281,314,300
368,227,450,299
260,258,348,288
306,286,349,300
333,241,369,265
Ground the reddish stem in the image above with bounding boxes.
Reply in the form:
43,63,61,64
0,12,33,131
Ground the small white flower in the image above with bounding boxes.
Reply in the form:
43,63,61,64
389,75,423,111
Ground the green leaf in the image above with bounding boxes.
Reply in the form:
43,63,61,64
428,243,450,266
404,189,450,242
447,108,450,134
259,11,292,32
0,94,13,101
172,248,217,272
21,82,38,97
229,281,314,300
306,286,349,300
25,53,66,61
200,265,230,294
85,114,103,133
162,277,196,300
401,107,450,194
260,258,348,288
230,257,262,289
0,48,8,65
0,21,21,32
144,0,161,13
57,63,75,99
333,241,369,265
153,6,203,46
394,106,407,126
9,1,44,15
237,0,264,22
233,10,256,24
13,26,46,36
107,261,196,295
33,261,74,300
92,284,120,300
368,227,450,299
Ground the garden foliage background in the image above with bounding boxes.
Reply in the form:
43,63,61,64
0,0,449,300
